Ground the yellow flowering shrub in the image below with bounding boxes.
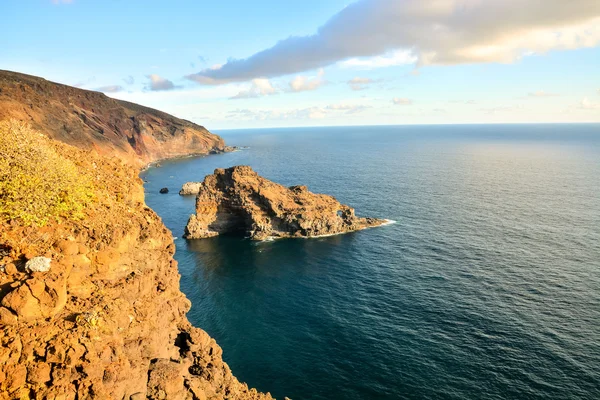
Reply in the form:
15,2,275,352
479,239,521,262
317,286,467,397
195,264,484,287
0,119,94,226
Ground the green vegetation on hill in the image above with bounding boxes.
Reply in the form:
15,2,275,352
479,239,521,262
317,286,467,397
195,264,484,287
0,119,94,226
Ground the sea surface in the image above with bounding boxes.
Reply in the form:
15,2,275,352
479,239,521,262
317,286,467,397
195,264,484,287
141,125,600,400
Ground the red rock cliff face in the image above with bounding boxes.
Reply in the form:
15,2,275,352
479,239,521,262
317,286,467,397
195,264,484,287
0,89,272,398
0,70,226,167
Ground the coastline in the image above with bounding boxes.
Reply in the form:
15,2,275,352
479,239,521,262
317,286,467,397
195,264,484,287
140,146,239,172
257,219,397,242
0,107,273,397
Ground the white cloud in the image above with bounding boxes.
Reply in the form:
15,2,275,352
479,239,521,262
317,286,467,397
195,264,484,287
289,69,327,92
326,103,371,114
449,99,477,104
479,105,524,114
186,0,600,84
579,97,600,110
227,101,370,121
348,77,374,84
393,97,413,105
528,90,558,97
145,74,179,91
231,79,277,99
96,85,123,93
228,107,328,121
341,50,416,69
347,77,376,91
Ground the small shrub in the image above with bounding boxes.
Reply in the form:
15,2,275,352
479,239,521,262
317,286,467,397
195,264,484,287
0,119,94,226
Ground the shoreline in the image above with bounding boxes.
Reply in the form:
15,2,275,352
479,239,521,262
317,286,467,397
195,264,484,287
140,147,237,172
257,219,397,242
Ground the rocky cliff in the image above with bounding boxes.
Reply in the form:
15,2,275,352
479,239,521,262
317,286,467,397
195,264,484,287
183,166,386,241
0,70,227,167
0,122,272,396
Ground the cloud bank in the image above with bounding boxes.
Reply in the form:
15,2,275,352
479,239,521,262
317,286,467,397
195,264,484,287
231,79,277,99
393,98,413,105
186,0,600,84
289,69,326,92
348,77,376,91
228,102,370,121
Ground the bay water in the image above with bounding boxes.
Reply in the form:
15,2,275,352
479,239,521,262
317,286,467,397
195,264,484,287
141,124,600,400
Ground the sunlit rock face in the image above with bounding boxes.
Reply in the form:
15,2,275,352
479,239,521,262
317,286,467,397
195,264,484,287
184,166,386,241
0,70,227,167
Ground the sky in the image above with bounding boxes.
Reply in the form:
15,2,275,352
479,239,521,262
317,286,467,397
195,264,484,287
1,0,600,129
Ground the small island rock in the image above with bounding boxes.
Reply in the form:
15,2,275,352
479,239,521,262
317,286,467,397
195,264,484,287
184,166,386,240
180,182,202,195
159,187,169,194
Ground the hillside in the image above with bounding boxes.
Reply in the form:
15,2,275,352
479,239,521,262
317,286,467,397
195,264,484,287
0,75,273,399
0,70,226,167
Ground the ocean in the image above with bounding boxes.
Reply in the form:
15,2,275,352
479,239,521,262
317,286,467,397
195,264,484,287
141,124,600,400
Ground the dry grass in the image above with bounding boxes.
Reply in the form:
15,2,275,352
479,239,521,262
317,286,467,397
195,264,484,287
0,119,95,226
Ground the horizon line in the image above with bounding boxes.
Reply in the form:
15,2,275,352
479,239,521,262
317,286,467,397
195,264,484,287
210,121,600,132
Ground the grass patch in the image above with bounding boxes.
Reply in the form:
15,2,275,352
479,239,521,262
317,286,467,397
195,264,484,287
0,119,95,226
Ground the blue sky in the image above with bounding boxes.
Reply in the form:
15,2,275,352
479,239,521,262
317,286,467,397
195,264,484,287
2,0,599,129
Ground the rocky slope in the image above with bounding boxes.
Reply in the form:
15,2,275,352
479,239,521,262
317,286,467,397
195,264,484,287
183,166,386,240
0,124,272,396
0,70,227,167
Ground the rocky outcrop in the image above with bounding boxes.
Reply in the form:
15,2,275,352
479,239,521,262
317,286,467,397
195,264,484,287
0,70,227,167
180,182,204,196
184,166,386,241
0,124,272,396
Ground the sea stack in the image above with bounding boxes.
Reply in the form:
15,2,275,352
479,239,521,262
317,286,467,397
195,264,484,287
183,166,386,240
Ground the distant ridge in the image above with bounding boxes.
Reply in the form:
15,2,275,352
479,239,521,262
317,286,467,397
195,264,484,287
0,70,226,166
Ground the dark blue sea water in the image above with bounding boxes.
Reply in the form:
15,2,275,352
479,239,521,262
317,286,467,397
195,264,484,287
141,125,600,400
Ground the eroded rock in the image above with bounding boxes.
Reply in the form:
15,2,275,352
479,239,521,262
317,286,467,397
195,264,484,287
184,165,387,240
179,181,203,196
0,141,273,398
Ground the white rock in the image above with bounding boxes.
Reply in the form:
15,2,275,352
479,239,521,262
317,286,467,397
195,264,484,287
25,257,52,273
179,182,203,195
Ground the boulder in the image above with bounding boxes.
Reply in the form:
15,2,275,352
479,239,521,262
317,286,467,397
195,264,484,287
26,257,52,273
179,182,203,196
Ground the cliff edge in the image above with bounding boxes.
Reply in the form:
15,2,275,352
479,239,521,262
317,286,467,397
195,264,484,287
0,70,226,167
183,166,386,241
0,118,272,396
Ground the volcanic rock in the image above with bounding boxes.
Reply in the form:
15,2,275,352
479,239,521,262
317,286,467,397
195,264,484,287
0,82,273,398
0,70,227,167
184,166,386,240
